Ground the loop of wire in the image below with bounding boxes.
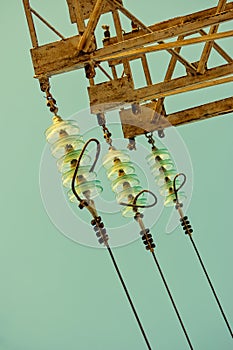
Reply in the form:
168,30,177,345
119,189,157,210
71,138,101,204
173,173,187,203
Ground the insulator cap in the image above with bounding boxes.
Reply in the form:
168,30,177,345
91,219,96,226
92,219,109,245
140,229,156,251
142,233,152,240
180,216,193,235
146,243,156,250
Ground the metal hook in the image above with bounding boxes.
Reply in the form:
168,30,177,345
144,131,153,139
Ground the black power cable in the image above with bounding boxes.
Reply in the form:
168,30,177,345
107,246,153,350
189,234,233,338
151,251,194,350
134,210,194,350
174,173,233,338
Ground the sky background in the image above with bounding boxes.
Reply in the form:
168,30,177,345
0,1,232,349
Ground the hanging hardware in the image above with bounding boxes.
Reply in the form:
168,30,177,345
132,102,141,115
84,62,96,79
173,174,233,338
102,24,111,42
157,128,165,138
131,20,139,32
127,137,136,151
145,132,156,149
102,125,112,146
44,84,59,115
97,112,113,146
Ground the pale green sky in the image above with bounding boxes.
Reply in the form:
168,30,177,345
0,1,232,349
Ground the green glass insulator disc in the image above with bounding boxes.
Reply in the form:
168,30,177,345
111,174,140,193
107,162,135,180
51,135,84,158
62,167,97,188
159,180,178,195
146,148,172,165
102,149,130,169
57,150,91,173
46,120,80,144
67,180,103,202
155,169,178,186
164,191,186,207
150,159,175,173
116,185,143,203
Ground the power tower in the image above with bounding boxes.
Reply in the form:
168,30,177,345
22,2,233,346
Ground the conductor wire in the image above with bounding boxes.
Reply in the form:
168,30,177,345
188,234,233,338
151,251,194,350
107,246,153,350
173,174,233,338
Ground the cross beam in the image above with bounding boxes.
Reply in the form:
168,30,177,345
88,63,233,113
120,97,233,138
29,4,233,77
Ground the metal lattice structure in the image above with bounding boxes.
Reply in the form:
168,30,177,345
23,0,233,137
22,2,233,345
